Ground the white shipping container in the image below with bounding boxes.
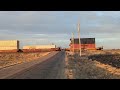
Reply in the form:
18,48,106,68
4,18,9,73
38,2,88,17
23,45,56,49
0,47,18,50
0,40,19,47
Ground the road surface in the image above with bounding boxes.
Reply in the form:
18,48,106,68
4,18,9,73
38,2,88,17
5,51,65,79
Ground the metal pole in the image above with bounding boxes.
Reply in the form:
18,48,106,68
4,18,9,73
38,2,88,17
72,32,74,53
78,23,81,56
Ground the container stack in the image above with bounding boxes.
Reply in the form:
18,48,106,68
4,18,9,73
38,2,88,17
22,45,56,52
0,40,19,52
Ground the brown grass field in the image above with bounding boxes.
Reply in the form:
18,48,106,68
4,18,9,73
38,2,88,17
65,50,120,79
0,52,50,69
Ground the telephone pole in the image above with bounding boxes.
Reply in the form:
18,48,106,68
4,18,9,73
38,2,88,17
78,22,81,56
72,32,74,53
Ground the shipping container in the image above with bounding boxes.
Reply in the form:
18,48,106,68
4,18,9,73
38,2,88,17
0,50,18,53
23,45,56,49
22,49,51,52
0,40,19,51
70,38,95,44
0,40,19,47
70,44,96,49
70,38,96,50
0,47,18,50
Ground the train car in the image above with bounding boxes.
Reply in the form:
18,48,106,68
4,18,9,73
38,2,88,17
22,45,57,52
69,38,96,51
22,49,52,53
23,45,56,49
0,40,19,52
51,47,61,51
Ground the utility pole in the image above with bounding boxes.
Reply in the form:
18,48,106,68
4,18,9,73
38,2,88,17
72,32,74,53
78,22,81,56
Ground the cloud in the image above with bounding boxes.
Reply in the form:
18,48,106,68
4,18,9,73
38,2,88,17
0,11,120,49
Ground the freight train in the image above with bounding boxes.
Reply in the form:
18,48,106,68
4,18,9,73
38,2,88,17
0,40,61,53
22,45,61,52
69,38,96,51
0,47,61,53
21,47,61,53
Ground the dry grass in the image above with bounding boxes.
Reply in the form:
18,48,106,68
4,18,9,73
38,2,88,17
0,52,50,68
65,50,120,79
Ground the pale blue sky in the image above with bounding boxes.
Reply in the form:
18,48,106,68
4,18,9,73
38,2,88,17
0,11,120,49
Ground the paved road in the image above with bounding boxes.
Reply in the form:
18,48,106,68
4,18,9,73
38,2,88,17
6,51,65,79
0,51,58,79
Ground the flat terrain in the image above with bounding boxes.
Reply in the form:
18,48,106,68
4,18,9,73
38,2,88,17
0,51,57,79
65,50,120,79
0,52,50,69
1,51,65,79
1,49,120,79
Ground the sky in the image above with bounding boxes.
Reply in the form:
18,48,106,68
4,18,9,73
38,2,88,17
0,11,120,49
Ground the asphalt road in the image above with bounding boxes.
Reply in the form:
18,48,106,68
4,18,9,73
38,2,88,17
6,51,66,79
